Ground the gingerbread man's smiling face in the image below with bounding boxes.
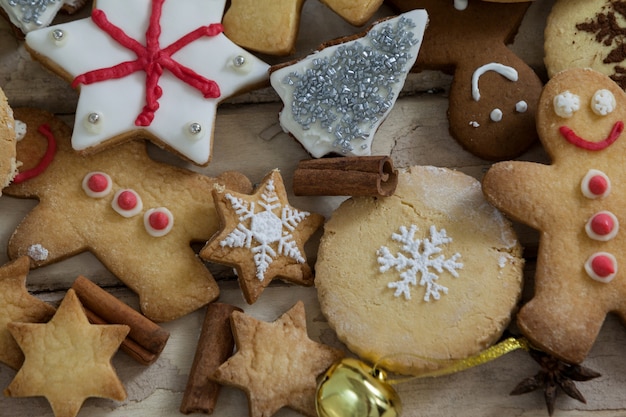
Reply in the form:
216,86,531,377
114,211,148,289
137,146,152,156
538,68,626,160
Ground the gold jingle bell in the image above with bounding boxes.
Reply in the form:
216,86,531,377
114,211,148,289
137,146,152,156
316,357,401,417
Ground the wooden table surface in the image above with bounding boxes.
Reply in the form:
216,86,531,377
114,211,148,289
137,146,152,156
2,1,626,416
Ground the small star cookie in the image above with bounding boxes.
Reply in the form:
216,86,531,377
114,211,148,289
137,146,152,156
4,288,129,417
5,108,252,322
212,301,344,417
0,256,55,370
483,68,626,364
24,0,269,166
200,169,323,304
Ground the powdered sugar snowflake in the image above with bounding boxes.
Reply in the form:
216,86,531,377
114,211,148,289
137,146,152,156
220,179,310,281
377,225,463,302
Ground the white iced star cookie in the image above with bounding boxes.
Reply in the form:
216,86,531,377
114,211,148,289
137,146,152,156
270,10,427,158
24,0,269,166
315,166,524,375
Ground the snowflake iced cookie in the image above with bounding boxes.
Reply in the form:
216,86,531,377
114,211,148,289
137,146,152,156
544,0,626,90
387,0,542,160
482,68,626,364
4,108,252,322
24,0,269,166
315,166,523,375
212,301,343,417
270,10,427,158
0,0,88,36
0,85,16,194
200,169,324,304
4,289,129,417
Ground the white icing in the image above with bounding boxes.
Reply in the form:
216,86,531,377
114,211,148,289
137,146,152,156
81,171,112,198
585,252,617,283
27,243,49,261
377,224,463,302
591,89,616,116
112,188,143,217
581,169,611,199
144,207,174,237
515,100,528,113
553,91,580,118
471,63,519,102
585,210,619,241
25,0,270,165
490,108,503,122
469,120,479,128
454,0,468,10
270,10,427,158
14,119,26,141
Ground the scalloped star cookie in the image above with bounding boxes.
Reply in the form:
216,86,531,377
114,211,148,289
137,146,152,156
5,108,252,322
24,0,269,166
200,169,323,304
4,288,129,417
212,301,344,417
0,256,55,370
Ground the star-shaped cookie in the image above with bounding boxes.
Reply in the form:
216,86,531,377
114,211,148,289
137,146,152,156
0,256,55,370
24,0,269,166
212,301,344,417
4,288,129,417
200,169,323,304
5,108,252,322
387,0,542,160
483,68,626,364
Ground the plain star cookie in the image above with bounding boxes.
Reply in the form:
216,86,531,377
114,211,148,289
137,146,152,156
4,289,129,417
212,301,344,417
483,68,626,364
24,0,269,166
315,166,524,375
270,10,427,158
5,108,252,322
200,169,323,304
387,0,542,160
0,256,55,370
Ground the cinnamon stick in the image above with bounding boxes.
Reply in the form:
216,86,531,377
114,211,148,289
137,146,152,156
180,302,242,415
72,275,170,365
292,155,398,197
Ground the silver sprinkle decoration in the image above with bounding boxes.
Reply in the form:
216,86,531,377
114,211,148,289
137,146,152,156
8,0,58,26
87,112,100,124
189,122,202,135
51,28,64,41
282,16,418,153
233,55,246,67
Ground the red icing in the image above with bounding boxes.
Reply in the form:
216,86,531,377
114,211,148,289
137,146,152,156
71,0,223,127
148,210,169,230
87,173,109,193
117,190,138,210
559,121,623,150
13,124,57,184
588,174,609,196
591,213,615,236
591,254,615,278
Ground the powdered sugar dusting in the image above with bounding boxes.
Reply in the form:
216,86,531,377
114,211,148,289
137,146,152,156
27,244,49,261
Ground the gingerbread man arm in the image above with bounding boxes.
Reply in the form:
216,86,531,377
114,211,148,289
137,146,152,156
482,161,554,230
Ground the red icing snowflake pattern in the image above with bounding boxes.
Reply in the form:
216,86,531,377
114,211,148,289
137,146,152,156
71,0,223,127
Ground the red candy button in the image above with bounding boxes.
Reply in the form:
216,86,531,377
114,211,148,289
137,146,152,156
585,211,619,241
82,172,112,198
112,189,143,217
581,169,611,199
585,252,617,283
144,208,173,237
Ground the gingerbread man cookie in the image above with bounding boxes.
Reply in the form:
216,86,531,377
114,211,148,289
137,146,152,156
5,108,252,322
387,0,542,160
483,68,626,364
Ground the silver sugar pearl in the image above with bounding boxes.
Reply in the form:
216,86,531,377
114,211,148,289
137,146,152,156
87,112,100,124
52,29,64,41
233,55,246,67
189,122,202,135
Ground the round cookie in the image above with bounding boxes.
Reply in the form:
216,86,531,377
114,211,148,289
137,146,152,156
0,86,16,194
315,166,524,375
545,0,626,89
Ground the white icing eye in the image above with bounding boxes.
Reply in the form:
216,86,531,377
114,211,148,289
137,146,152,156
581,169,611,199
553,91,580,118
591,89,616,116
515,100,528,113
49,28,68,46
585,252,617,283
490,108,503,122
14,120,27,141
144,207,174,237
585,211,619,241
82,172,112,198
83,112,103,134
229,54,254,74
112,189,143,217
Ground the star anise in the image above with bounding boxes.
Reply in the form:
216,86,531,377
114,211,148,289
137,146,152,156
510,348,601,416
